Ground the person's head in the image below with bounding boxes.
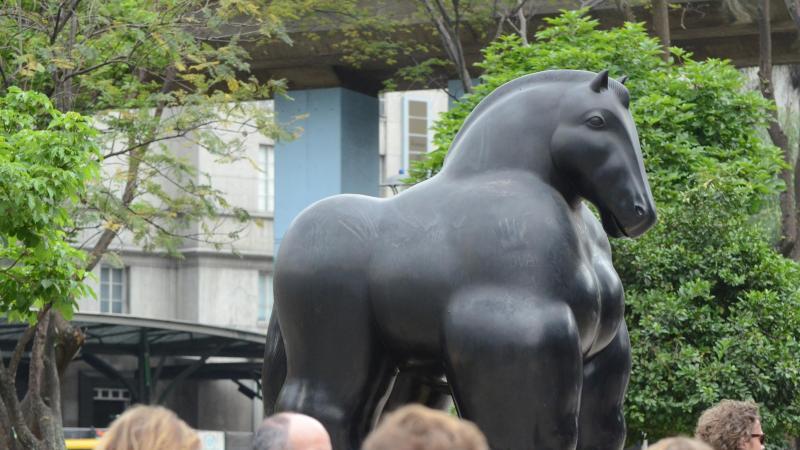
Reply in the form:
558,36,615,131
95,405,200,450
647,436,713,450
695,400,763,450
362,404,488,450
253,412,332,450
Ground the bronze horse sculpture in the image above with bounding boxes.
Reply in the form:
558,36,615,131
263,69,657,450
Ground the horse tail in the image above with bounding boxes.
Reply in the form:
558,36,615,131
261,310,286,416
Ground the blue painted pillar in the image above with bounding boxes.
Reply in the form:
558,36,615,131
447,79,481,108
274,88,379,251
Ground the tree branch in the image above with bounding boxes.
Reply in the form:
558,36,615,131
757,0,798,257
0,395,15,450
50,0,82,45
784,0,800,30
419,0,473,93
26,313,51,405
516,1,528,44
101,120,218,160
652,0,670,62
7,305,52,379
614,0,637,22
0,367,39,450
85,66,177,271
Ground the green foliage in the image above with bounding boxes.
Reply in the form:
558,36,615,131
329,0,513,90
0,0,307,258
616,182,800,442
0,88,99,321
409,9,800,444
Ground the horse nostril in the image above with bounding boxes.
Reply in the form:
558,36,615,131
634,205,645,217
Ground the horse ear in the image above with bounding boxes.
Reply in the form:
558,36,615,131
618,75,629,85
590,69,610,92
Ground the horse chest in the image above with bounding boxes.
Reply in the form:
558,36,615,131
573,232,625,357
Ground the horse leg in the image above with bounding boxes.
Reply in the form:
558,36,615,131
442,289,583,450
261,312,286,416
275,291,394,450
577,322,631,450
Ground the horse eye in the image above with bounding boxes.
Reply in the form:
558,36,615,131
586,116,605,128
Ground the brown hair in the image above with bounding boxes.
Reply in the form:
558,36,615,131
95,405,200,450
695,400,760,450
363,404,488,450
648,437,713,450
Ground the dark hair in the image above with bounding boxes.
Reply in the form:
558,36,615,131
363,404,488,450
253,413,291,450
695,400,760,450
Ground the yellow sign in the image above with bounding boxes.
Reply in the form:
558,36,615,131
65,438,98,449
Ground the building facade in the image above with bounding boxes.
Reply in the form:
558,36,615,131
60,89,449,433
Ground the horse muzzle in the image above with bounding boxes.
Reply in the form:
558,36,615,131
599,200,656,239
618,201,657,238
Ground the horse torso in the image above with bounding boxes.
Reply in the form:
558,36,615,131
367,170,624,362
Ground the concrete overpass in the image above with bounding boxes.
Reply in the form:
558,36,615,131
248,0,800,94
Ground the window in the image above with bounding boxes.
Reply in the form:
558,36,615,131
100,266,125,314
402,97,431,172
93,388,131,402
258,272,274,323
92,387,130,427
258,144,275,213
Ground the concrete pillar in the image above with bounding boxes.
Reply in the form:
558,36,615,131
274,88,379,251
447,79,481,108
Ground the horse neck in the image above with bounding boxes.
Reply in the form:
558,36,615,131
440,88,576,201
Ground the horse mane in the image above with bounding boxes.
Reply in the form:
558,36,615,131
445,70,629,165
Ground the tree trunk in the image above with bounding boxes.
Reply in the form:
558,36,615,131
793,139,800,260
757,0,798,257
419,0,473,94
614,0,637,22
785,0,800,30
652,0,670,62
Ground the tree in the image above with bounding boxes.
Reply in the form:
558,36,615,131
651,0,670,61
333,1,726,97
0,88,99,450
755,0,800,260
407,9,800,444
332,0,553,95
0,0,330,447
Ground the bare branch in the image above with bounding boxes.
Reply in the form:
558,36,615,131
0,366,39,449
8,306,52,379
785,0,800,30
757,0,798,256
614,0,637,22
50,0,82,45
86,66,177,271
581,0,606,8
419,0,473,93
101,120,218,160
516,2,527,44
652,0,671,61
26,312,52,403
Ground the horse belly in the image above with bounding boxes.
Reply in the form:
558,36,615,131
368,243,458,361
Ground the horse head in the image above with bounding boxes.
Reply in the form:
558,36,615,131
550,70,656,238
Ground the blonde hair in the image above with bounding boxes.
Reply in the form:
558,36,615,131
95,405,200,450
648,437,713,450
363,404,488,450
695,400,759,450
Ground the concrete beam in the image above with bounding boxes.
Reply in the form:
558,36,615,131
248,0,800,92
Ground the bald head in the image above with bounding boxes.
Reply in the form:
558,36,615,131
253,413,332,450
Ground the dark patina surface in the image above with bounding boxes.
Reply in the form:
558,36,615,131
264,70,656,450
